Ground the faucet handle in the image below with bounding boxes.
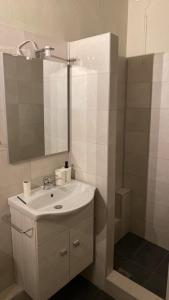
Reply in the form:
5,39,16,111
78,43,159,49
43,176,50,184
43,175,56,189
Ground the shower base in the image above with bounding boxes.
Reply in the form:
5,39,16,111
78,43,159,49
114,232,169,298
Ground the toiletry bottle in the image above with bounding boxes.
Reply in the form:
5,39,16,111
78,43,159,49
64,161,71,183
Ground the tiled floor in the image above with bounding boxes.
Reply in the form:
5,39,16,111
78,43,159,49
50,276,114,300
14,276,115,300
114,232,169,298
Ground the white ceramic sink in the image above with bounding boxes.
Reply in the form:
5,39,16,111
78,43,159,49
8,180,95,220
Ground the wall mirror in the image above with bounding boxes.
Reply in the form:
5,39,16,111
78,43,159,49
3,53,68,163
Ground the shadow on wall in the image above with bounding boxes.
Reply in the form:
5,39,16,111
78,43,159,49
94,189,107,236
123,53,169,251
0,209,14,291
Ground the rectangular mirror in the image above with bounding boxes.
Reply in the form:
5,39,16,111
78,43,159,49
3,53,68,163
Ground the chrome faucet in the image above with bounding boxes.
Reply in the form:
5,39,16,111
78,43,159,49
43,175,55,190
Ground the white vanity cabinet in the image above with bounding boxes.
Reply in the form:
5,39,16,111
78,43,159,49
10,202,94,300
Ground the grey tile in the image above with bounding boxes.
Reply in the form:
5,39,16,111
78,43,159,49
114,233,169,299
144,272,167,298
15,56,31,81
3,53,17,79
127,83,152,108
18,103,44,125
50,276,114,300
117,259,150,285
114,232,146,259
17,81,43,104
133,242,168,271
126,108,151,132
127,55,153,83
4,78,18,104
155,254,169,279
94,290,114,300
30,59,43,81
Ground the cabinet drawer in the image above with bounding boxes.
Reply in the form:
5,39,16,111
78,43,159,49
38,231,69,299
69,217,93,279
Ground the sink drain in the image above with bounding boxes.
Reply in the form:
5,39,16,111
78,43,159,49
54,205,63,209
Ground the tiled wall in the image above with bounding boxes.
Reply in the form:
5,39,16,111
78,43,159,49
114,57,128,242
146,53,169,250
124,53,169,251
69,33,118,288
116,57,127,190
0,24,68,292
124,55,153,237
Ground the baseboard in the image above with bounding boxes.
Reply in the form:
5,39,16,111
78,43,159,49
105,271,162,300
0,284,23,300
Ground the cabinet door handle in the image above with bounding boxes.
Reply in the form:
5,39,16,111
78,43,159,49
60,249,67,256
73,240,80,247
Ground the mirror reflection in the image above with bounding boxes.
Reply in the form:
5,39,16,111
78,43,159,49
3,53,68,163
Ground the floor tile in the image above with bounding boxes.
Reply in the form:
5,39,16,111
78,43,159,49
156,254,169,278
50,276,114,300
114,232,145,260
114,233,169,299
143,272,168,299
114,253,127,270
116,259,150,285
94,290,115,300
133,242,168,271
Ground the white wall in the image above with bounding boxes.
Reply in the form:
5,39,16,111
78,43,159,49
0,1,128,292
70,33,118,289
127,0,169,57
146,53,169,250
0,0,128,55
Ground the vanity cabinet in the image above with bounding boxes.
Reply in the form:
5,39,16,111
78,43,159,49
10,202,94,300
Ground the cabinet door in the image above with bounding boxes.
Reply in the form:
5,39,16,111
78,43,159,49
69,217,93,279
38,231,69,300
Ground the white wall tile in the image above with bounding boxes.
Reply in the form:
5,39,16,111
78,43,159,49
71,72,110,111
71,110,87,142
151,82,169,108
86,144,108,178
149,131,169,160
70,33,118,287
145,221,169,250
147,178,169,206
71,141,87,171
146,201,169,227
69,33,111,74
148,156,169,183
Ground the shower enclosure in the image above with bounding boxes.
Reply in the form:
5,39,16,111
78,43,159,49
114,53,169,299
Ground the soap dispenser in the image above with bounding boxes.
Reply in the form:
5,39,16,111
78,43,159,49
64,161,71,183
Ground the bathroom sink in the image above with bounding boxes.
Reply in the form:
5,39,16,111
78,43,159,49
8,180,95,220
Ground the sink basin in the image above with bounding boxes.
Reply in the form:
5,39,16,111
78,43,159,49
8,180,95,220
